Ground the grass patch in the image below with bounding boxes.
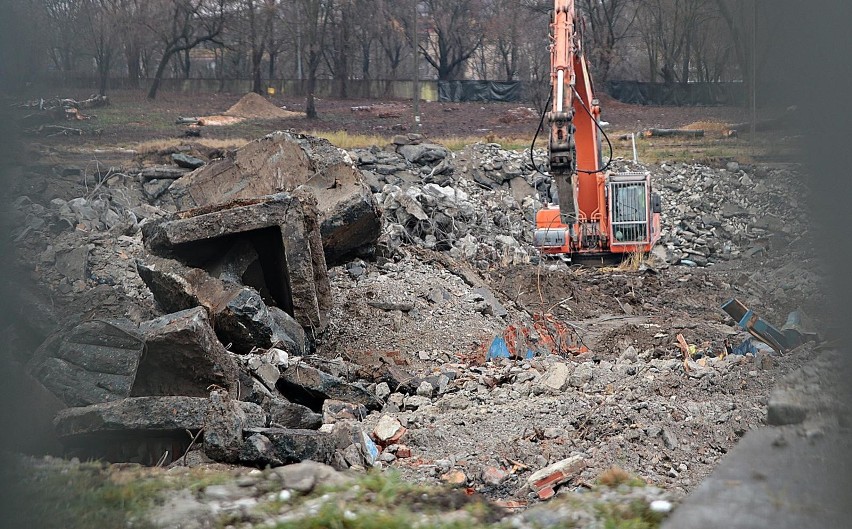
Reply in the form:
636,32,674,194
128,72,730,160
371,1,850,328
0,456,232,529
132,137,252,154
301,130,533,152
273,471,502,529
608,129,788,165
596,500,665,529
306,130,393,149
617,251,647,272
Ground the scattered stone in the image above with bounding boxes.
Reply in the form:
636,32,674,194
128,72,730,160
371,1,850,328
375,382,391,400
441,470,467,485
278,364,383,411
538,363,571,393
271,461,348,492
482,466,509,486
373,415,406,445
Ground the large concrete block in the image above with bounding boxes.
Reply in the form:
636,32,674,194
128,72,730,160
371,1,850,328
133,307,239,397
137,256,310,354
167,131,381,265
27,319,145,407
142,192,330,333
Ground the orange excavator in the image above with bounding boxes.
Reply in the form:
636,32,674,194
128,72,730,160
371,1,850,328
533,0,661,262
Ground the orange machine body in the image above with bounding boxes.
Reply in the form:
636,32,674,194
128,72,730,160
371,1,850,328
535,0,661,259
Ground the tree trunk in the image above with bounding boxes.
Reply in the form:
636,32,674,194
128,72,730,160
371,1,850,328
98,60,109,96
306,66,317,118
183,48,191,78
251,50,263,94
268,50,277,78
125,43,140,89
148,50,175,100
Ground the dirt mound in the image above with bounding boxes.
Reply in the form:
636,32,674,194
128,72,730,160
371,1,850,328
223,92,302,119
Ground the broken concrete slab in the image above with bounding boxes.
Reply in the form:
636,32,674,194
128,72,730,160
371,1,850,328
140,166,191,181
171,153,205,170
28,319,145,407
136,256,307,353
133,307,239,397
471,287,508,318
166,131,381,265
53,396,266,439
142,192,331,332
277,363,383,412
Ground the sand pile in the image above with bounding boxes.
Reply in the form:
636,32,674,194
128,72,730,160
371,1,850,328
223,92,302,119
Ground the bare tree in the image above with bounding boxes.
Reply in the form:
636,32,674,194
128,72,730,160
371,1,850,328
576,0,638,82
376,0,411,81
324,0,354,97
145,0,227,99
295,0,333,118
239,0,277,94
43,0,84,73
637,0,708,83
417,0,485,81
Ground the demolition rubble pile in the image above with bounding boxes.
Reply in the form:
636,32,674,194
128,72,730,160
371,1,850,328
348,137,810,270
10,132,389,470
4,129,821,507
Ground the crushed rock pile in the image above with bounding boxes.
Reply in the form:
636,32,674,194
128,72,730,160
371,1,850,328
349,137,810,271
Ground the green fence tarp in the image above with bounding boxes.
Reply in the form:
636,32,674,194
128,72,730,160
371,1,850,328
437,80,523,102
606,81,746,106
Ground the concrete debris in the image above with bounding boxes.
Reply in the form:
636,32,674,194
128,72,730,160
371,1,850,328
266,399,323,430
322,399,368,423
142,191,331,332
136,255,308,354
203,389,252,464
167,131,382,265
278,363,383,411
28,319,146,407
247,428,337,465
270,460,348,493
527,455,586,500
171,153,205,170
134,307,239,397
372,415,406,445
53,395,264,465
